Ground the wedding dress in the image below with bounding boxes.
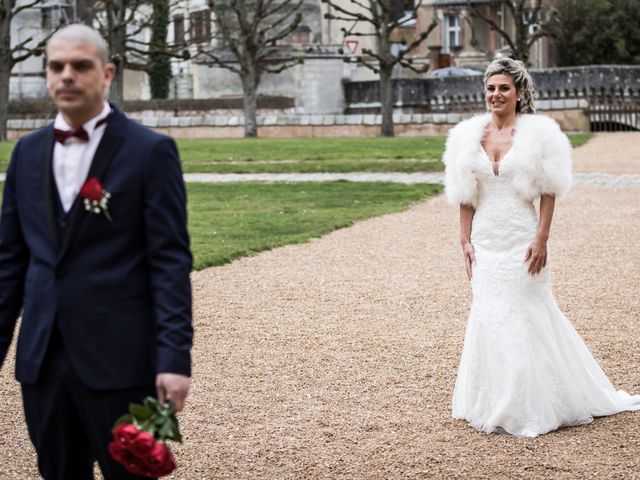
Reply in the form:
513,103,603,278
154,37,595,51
451,146,640,437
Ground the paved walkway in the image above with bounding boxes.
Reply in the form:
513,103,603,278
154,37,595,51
4,171,637,187
0,133,639,479
183,171,640,187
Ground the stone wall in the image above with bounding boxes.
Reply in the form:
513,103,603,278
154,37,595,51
191,49,346,114
7,109,589,140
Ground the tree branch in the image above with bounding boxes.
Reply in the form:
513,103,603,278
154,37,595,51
262,58,301,74
361,48,387,65
322,1,376,25
467,1,517,54
197,50,242,75
260,14,302,45
397,19,437,58
354,55,380,73
398,58,428,74
10,25,60,67
11,0,42,16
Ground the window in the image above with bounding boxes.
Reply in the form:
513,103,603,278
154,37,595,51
174,14,185,45
391,0,416,24
443,15,461,53
523,11,541,36
391,42,407,57
41,5,71,29
190,9,211,43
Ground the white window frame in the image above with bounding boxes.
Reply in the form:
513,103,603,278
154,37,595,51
443,14,461,54
523,11,541,36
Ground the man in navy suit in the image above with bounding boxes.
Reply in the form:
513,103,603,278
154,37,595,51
0,24,193,479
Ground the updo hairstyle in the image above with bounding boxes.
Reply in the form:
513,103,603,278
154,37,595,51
483,57,536,114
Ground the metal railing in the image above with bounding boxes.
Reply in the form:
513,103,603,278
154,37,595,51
587,94,640,132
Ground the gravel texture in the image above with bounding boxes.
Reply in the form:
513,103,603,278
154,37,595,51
1,133,639,479
572,132,640,173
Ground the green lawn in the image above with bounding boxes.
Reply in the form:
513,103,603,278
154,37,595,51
0,181,443,271
0,142,13,173
188,182,442,270
176,137,445,173
0,133,593,174
568,133,592,149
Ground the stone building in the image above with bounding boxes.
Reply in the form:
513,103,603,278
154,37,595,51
9,0,556,111
417,0,554,70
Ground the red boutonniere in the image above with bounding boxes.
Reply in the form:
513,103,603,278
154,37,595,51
80,177,112,222
108,397,181,477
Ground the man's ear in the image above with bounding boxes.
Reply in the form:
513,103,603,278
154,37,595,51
104,62,116,83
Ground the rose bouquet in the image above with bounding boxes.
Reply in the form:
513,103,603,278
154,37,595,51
108,397,181,478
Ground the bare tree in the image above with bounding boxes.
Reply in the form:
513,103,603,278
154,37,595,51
0,0,62,141
87,0,190,105
466,0,555,65
197,0,304,138
322,0,437,137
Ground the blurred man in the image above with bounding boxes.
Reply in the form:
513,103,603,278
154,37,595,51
0,24,193,479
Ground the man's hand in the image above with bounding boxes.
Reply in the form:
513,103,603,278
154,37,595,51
156,373,190,412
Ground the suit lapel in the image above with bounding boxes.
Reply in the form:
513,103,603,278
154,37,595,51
57,107,127,262
41,127,61,251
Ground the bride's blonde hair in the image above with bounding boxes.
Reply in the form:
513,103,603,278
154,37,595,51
483,58,536,114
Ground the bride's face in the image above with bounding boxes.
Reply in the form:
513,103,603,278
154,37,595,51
485,74,518,115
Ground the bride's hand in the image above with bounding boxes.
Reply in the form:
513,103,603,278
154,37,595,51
462,241,476,280
525,238,547,275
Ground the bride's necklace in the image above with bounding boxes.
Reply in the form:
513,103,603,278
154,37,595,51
491,122,516,136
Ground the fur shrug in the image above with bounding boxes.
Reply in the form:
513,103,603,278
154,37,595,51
442,113,572,208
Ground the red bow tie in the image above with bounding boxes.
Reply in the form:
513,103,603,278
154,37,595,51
54,126,89,144
53,114,111,145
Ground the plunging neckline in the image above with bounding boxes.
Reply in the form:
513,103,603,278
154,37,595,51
480,146,513,176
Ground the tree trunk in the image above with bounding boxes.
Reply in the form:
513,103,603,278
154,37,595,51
378,18,395,138
106,1,126,107
379,65,394,137
0,3,12,142
76,0,96,24
0,62,10,142
241,68,259,138
108,26,126,107
149,0,171,99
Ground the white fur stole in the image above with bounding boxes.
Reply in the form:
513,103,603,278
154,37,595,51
442,113,573,207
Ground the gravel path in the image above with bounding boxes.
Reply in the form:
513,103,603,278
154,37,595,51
573,132,640,173
1,133,639,479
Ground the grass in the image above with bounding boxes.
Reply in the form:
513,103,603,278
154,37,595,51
0,142,13,173
0,181,443,271
567,133,592,149
187,182,442,270
175,137,445,173
0,133,593,174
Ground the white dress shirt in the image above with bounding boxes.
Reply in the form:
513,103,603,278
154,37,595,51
53,102,111,212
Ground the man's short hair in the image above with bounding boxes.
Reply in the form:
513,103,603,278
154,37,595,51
47,24,110,65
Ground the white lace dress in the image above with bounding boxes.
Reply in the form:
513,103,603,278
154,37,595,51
451,146,640,437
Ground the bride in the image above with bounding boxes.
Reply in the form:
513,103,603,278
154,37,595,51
444,57,640,437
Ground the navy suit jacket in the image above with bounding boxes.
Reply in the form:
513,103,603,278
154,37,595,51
0,107,193,390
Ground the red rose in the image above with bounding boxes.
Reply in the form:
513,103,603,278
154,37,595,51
80,177,104,202
145,442,177,477
112,423,139,444
108,440,126,463
131,431,155,458
109,439,152,476
121,452,147,476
